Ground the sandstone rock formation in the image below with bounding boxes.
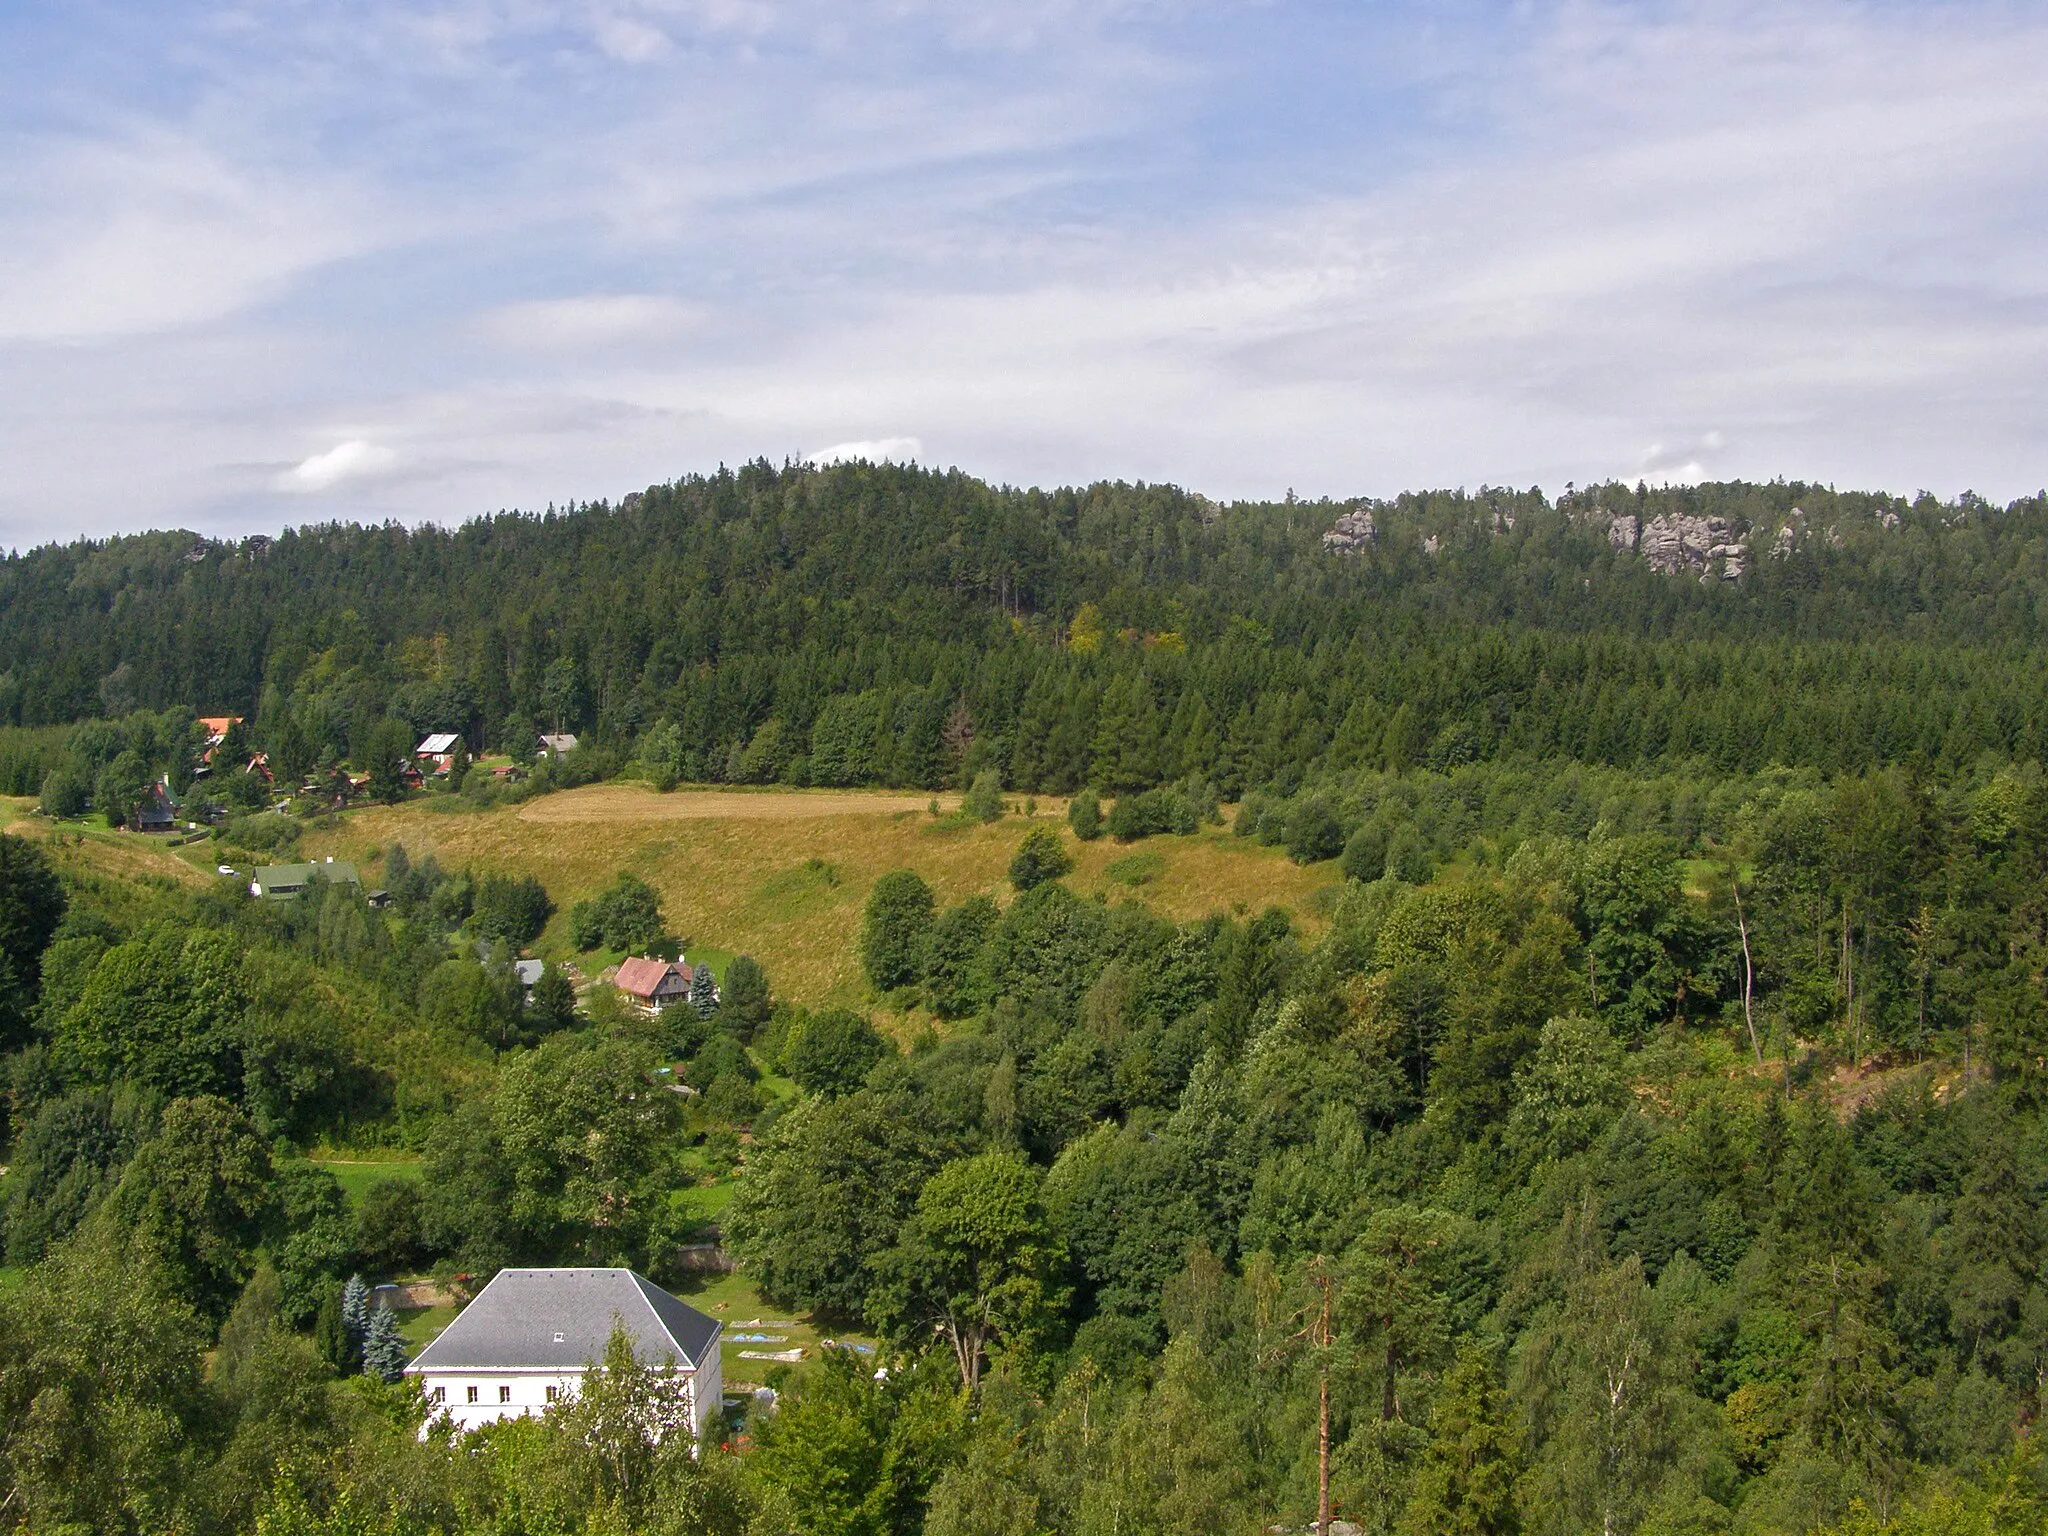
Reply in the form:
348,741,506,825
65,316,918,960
1321,507,1377,553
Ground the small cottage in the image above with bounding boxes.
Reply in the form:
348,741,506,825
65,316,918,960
405,1267,722,1438
537,733,579,759
415,733,466,776
250,858,362,900
134,782,179,833
614,956,691,1012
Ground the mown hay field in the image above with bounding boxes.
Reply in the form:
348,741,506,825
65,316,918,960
300,784,1341,1009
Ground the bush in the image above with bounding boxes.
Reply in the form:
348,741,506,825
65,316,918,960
569,874,666,954
355,1179,425,1272
38,765,89,820
962,769,1005,824
472,873,553,948
860,870,935,991
1068,787,1103,841
1284,799,1346,864
1341,821,1389,883
720,955,772,1038
1387,824,1433,884
1008,826,1074,891
1106,788,1198,842
923,896,998,1017
785,1008,889,1097
224,813,302,855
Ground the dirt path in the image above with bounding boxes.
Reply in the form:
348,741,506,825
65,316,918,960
517,784,955,824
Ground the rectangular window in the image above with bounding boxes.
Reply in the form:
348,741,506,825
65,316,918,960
546,1386,558,1403
432,1386,445,1404
467,1386,478,1404
499,1385,512,1404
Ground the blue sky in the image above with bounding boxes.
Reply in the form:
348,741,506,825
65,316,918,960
1,1,2044,545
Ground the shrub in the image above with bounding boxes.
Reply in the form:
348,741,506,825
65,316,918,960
568,874,666,954
1008,826,1074,891
962,769,1005,823
1341,821,1389,883
1284,799,1346,864
38,765,89,820
472,872,554,948
1068,787,1103,841
860,870,935,991
1107,788,1198,842
785,1009,889,1097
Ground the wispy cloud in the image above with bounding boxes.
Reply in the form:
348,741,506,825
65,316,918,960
0,1,2043,543
278,440,398,493
806,437,923,466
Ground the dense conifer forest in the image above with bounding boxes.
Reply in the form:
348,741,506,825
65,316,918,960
8,463,2048,1534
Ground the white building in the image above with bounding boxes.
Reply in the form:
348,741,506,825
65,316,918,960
405,1267,723,1439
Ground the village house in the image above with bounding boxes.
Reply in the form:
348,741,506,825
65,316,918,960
613,955,693,1012
134,781,180,833
415,733,466,776
194,716,241,775
405,1268,722,1438
250,858,362,900
537,733,578,759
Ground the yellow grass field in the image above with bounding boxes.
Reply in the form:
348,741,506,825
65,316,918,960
299,784,1341,1010
0,797,212,890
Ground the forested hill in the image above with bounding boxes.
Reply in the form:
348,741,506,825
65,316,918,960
5,463,2048,790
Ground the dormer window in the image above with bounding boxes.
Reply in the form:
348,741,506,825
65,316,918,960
553,1331,565,1343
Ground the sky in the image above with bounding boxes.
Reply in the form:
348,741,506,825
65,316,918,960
1,0,2044,547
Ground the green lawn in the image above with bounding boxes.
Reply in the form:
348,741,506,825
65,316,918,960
307,1154,422,1209
0,1266,22,1295
660,1268,876,1388
396,1302,459,1353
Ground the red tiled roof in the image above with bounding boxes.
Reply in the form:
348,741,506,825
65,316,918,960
614,956,676,998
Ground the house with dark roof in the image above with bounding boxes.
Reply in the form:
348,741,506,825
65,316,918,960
405,1267,723,1437
134,781,180,833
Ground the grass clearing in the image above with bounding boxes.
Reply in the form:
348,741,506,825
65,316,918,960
659,1268,876,1387
0,1266,22,1295
301,785,1340,1011
308,1154,423,1209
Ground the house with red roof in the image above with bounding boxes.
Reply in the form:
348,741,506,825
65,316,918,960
613,956,694,1013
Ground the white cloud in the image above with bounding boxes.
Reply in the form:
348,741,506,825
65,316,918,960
3,0,2047,544
278,440,398,493
592,14,672,63
0,129,380,342
474,294,704,351
806,437,923,466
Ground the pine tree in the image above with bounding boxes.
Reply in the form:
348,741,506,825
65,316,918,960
362,1304,408,1382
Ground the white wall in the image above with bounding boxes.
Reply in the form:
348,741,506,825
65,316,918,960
416,1360,719,1440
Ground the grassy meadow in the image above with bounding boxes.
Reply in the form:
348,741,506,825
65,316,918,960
293,784,1342,1014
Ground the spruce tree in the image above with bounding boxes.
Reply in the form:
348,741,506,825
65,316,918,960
689,960,719,1020
339,1273,370,1364
1396,1346,1521,1536
362,1304,408,1382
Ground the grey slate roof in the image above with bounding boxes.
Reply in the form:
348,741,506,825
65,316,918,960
405,1268,720,1374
